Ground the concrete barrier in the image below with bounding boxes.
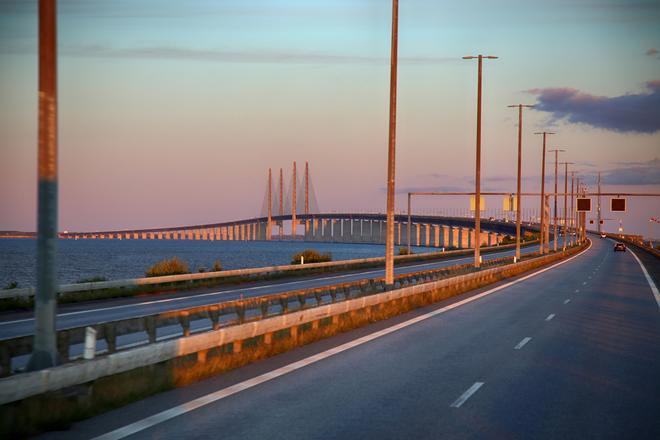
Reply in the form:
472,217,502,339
0,242,585,406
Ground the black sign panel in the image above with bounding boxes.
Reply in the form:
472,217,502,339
576,198,591,212
611,198,626,212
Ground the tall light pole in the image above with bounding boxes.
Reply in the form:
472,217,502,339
407,192,412,255
267,168,272,240
549,148,565,251
507,104,534,261
534,131,555,254
597,171,602,234
464,54,498,267
384,0,399,285
292,161,297,239
559,162,573,250
28,0,59,371
570,172,575,245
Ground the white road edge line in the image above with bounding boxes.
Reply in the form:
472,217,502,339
450,382,485,408
545,314,555,321
514,337,532,350
564,299,571,304
628,249,660,311
92,241,591,440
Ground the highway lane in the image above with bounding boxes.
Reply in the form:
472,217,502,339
0,243,546,339
54,236,660,440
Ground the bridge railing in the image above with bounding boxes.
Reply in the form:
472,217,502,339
0,241,532,301
0,249,550,377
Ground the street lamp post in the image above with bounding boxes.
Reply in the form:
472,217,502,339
407,192,412,255
28,0,59,371
570,172,575,245
534,132,555,254
384,0,399,285
463,54,498,267
549,148,565,251
559,162,573,250
507,104,534,261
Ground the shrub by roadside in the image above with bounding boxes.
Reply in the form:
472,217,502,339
291,249,332,265
145,257,189,277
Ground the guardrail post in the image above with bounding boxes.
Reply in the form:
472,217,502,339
0,345,10,377
297,294,307,309
104,324,117,353
145,316,156,343
179,312,190,336
260,300,269,319
236,304,246,323
57,331,70,363
233,340,242,353
279,297,288,313
83,326,97,360
209,306,220,330
263,332,273,345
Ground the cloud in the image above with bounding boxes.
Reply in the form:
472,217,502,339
529,81,660,133
0,43,458,66
395,185,470,194
646,48,659,57
602,158,660,185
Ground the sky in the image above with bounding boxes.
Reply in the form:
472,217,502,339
0,0,659,236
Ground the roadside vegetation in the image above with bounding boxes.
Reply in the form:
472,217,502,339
291,249,332,264
3,281,18,290
145,257,190,277
75,276,107,284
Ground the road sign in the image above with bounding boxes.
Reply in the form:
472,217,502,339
576,198,591,212
470,196,486,211
611,198,626,212
502,195,517,212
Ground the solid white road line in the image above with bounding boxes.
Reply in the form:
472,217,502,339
450,382,484,408
514,337,531,350
545,314,555,321
92,241,592,440
564,299,571,304
0,252,514,327
628,249,660,311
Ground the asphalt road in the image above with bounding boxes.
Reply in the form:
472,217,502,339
0,243,543,339
46,236,660,439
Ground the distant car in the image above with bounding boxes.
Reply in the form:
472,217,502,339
613,243,626,252
600,233,607,238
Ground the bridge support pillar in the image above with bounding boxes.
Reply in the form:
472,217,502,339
362,220,371,243
322,220,331,242
342,219,351,242
433,225,440,247
349,220,359,243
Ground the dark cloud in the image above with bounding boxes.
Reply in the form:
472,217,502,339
646,48,659,57
529,81,660,133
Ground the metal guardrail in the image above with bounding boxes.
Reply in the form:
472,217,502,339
0,241,530,300
0,251,540,376
0,242,586,405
